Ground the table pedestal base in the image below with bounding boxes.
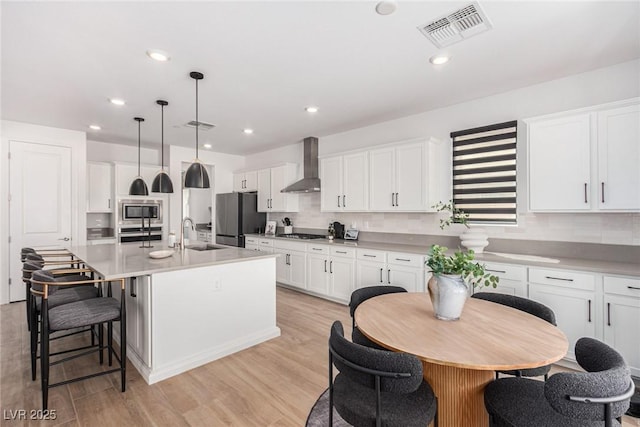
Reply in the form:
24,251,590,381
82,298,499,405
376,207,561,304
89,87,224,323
422,362,493,427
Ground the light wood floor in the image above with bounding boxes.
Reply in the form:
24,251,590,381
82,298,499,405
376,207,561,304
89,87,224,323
1,287,638,426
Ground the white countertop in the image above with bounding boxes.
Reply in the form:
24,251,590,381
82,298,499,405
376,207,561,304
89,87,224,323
246,234,640,277
70,242,278,280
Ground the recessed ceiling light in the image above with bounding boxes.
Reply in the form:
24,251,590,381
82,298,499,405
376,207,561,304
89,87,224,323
243,128,254,134
375,0,397,15
429,54,451,65
89,125,101,131
305,106,319,113
203,143,212,149
146,49,170,62
109,98,126,106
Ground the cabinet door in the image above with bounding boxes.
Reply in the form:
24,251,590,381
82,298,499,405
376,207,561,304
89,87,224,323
597,104,640,210
141,165,159,192
529,284,596,361
257,169,271,212
476,279,527,297
330,258,355,302
274,249,289,284
288,250,307,289
270,166,287,211
124,276,151,366
244,170,258,192
389,265,424,292
604,294,640,377
343,152,368,211
528,114,592,211
115,164,138,196
320,156,343,212
395,143,425,211
356,260,386,289
369,147,395,211
87,162,112,212
307,254,329,295
233,173,245,192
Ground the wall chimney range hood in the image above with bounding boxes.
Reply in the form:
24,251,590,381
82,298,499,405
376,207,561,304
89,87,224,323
281,137,321,193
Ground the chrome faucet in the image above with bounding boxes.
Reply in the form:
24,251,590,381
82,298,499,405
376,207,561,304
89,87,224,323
179,217,195,250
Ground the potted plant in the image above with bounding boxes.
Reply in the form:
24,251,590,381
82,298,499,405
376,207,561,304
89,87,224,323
425,244,498,321
433,200,489,253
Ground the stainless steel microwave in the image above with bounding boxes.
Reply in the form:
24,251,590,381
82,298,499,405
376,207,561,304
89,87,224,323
119,199,163,225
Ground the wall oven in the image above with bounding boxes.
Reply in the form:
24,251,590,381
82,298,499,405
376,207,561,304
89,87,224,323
119,199,163,225
119,226,163,244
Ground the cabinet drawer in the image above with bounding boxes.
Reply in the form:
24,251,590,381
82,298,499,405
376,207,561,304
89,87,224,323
529,268,595,291
258,239,274,247
331,247,356,258
308,244,329,255
604,276,640,298
387,252,424,268
274,240,307,252
357,249,387,262
245,237,258,245
482,262,526,281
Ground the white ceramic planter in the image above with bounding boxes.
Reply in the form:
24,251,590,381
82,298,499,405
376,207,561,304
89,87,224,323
460,227,489,253
427,274,469,321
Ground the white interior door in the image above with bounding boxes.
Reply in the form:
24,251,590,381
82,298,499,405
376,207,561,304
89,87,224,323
9,141,72,302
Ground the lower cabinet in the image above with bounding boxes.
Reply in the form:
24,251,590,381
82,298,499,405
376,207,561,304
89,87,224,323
111,275,151,366
356,250,425,292
245,237,259,251
274,241,307,290
475,262,527,297
306,245,356,303
528,268,598,362
603,276,640,377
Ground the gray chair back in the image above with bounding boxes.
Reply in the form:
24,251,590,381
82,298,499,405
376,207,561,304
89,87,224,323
21,247,36,261
349,286,407,318
472,292,556,325
30,269,59,295
330,321,422,394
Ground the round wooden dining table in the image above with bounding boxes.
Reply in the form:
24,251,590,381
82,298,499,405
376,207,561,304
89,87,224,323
354,292,568,427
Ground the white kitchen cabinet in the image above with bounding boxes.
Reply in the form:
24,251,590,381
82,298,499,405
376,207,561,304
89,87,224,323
356,249,387,288
257,238,274,253
369,142,426,211
87,238,116,246
603,276,640,377
245,236,259,251
527,99,640,212
197,231,212,243
475,262,527,297
320,152,368,212
274,240,307,289
306,244,355,303
87,162,113,212
257,164,299,212
110,275,151,366
115,163,161,196
528,268,598,361
233,170,258,192
356,249,425,292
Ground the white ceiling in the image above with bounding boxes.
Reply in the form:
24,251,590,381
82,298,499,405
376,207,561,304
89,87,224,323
2,1,639,155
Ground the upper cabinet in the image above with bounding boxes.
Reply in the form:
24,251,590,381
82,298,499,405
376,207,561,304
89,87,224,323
320,152,368,211
257,164,299,212
233,170,258,192
527,99,639,212
87,162,113,212
114,163,161,196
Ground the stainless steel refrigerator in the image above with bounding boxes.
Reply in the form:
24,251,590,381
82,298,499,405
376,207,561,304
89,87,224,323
215,193,266,247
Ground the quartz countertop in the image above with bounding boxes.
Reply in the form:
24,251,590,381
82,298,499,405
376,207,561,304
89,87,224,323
245,234,640,277
70,242,278,280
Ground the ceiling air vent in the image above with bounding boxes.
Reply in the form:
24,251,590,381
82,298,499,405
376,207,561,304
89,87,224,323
184,120,215,131
417,2,492,48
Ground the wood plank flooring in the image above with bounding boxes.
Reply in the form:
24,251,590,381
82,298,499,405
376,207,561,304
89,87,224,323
1,287,638,426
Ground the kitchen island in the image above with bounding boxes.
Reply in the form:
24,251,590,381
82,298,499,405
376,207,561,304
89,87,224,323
69,243,280,384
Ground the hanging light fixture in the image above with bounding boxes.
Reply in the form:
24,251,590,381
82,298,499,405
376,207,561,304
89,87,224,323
151,100,174,193
184,71,210,188
129,117,149,196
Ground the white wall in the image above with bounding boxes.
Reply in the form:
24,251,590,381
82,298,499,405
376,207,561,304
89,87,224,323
87,140,159,165
246,60,640,246
1,121,87,305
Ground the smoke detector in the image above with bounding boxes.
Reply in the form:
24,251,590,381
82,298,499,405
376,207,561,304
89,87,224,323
417,2,493,48
184,120,215,131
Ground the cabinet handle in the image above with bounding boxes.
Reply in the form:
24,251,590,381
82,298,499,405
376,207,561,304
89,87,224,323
628,286,640,291
387,269,391,284
330,261,333,274
108,199,111,209
343,195,346,207
285,254,289,265
324,260,327,273
607,302,611,326
336,250,347,254
601,182,605,203
391,193,395,207
486,269,506,274
545,276,573,282
363,254,377,258
588,299,591,323
395,258,411,262
395,193,399,207
312,248,323,251
337,195,341,208
380,268,383,283
130,277,137,298
584,183,588,203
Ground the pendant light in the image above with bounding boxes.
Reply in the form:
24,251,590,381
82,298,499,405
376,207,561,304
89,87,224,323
151,100,174,193
184,71,210,188
129,117,149,196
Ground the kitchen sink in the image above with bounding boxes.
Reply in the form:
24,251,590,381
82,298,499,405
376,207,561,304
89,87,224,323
186,244,226,251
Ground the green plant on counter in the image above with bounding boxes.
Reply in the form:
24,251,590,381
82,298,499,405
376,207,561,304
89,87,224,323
432,200,470,230
426,244,498,288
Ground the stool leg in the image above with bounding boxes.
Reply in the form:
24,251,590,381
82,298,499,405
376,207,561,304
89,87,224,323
120,317,126,392
98,324,104,364
41,308,49,410
107,321,113,366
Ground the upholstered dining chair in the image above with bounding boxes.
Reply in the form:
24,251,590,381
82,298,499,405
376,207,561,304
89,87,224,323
329,320,438,427
30,269,127,410
349,286,407,349
472,292,556,379
484,337,634,427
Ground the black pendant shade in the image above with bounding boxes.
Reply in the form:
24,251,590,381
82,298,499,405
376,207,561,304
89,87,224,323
129,117,149,196
184,71,210,189
152,99,174,193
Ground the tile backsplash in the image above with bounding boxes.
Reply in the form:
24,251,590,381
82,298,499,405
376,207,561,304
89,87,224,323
269,193,640,246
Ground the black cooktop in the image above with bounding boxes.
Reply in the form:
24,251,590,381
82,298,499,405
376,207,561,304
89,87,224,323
275,233,326,240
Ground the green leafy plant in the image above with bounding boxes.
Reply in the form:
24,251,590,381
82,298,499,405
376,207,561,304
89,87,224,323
432,200,469,230
426,244,498,288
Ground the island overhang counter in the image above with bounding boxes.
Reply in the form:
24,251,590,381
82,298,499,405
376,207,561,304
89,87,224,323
69,243,281,384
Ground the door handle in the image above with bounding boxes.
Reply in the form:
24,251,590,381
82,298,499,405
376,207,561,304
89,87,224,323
601,182,605,203
387,269,391,284
584,183,588,204
379,268,383,283
330,261,333,274
607,302,611,326
324,260,327,272
58,237,70,241
130,277,137,298
588,299,591,323
395,193,398,207
337,195,341,208
391,193,395,207
108,199,111,209
343,195,346,207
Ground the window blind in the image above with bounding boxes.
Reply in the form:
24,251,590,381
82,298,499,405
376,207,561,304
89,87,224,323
451,120,517,224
